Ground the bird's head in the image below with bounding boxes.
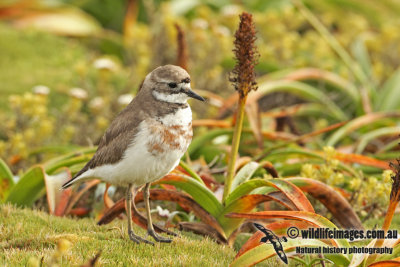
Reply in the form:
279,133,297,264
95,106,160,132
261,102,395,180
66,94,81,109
145,65,205,104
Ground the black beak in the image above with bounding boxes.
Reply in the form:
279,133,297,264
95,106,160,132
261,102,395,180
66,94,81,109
186,89,205,102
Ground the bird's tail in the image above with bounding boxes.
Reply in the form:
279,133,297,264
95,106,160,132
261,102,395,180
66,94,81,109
61,166,89,190
61,178,76,190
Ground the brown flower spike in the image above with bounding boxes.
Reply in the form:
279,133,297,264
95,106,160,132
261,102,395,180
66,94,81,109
223,12,259,202
230,12,259,98
175,23,188,71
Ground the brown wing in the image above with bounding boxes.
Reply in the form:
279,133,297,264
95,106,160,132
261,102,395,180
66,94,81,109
88,113,141,166
62,105,144,189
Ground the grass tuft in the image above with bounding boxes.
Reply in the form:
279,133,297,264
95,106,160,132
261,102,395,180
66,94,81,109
0,204,235,266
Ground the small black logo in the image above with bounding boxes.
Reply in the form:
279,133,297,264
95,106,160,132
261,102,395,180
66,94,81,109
254,223,288,264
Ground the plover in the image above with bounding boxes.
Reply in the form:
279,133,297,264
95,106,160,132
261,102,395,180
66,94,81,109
62,65,205,244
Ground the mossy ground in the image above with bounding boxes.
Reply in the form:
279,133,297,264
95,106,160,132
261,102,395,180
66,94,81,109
0,204,235,266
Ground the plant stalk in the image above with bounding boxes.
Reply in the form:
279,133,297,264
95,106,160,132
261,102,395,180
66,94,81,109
223,95,247,203
367,199,398,264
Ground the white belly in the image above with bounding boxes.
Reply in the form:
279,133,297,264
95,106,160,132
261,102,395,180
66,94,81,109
82,113,192,186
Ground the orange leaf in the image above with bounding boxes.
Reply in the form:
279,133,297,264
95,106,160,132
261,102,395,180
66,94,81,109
334,152,390,169
65,179,100,215
288,177,363,229
192,119,231,128
103,183,114,209
225,210,349,248
98,189,225,240
368,260,400,267
267,179,314,212
236,220,310,259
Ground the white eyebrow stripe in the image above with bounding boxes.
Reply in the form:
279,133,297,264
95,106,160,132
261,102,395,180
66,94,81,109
157,79,190,85
157,79,184,84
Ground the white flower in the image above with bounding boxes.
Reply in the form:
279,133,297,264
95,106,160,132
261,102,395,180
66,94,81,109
221,5,241,16
215,26,230,36
69,87,88,100
93,57,118,71
32,85,50,95
118,94,133,105
89,96,105,110
156,206,170,217
192,19,208,29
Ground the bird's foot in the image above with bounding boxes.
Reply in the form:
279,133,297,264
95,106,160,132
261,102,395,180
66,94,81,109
148,229,173,243
129,230,154,245
152,223,178,236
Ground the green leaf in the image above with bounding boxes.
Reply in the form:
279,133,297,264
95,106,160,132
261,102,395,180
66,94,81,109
376,67,400,111
268,68,360,106
179,161,205,185
356,126,400,154
351,37,375,86
264,148,361,179
231,239,350,267
255,80,348,121
15,7,101,37
218,194,272,237
44,147,96,166
158,174,223,217
374,240,400,262
230,161,260,193
326,112,400,146
6,166,46,206
225,178,271,206
225,177,314,212
45,154,93,175
28,145,82,157
186,129,232,159
227,210,351,249
0,158,14,202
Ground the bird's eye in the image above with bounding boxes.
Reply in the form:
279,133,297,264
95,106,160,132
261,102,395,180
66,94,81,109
168,82,177,88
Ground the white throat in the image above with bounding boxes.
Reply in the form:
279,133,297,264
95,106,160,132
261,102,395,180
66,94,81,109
159,105,192,126
152,90,188,104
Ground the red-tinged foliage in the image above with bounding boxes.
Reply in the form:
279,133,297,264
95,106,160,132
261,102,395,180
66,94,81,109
192,119,231,128
267,179,314,212
288,177,363,229
226,211,346,248
103,183,114,209
179,222,227,244
54,187,72,216
236,220,310,259
175,23,188,71
368,260,400,267
69,207,91,216
9,155,22,165
334,152,390,169
98,189,225,240
64,180,101,215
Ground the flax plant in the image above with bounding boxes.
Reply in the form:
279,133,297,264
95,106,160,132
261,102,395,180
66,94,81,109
222,12,259,202
368,158,400,263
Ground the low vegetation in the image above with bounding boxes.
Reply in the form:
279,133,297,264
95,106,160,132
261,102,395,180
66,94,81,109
0,204,235,266
1,0,400,266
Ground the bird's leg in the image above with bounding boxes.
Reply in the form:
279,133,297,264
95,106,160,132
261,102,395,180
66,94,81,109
144,183,172,243
126,184,153,245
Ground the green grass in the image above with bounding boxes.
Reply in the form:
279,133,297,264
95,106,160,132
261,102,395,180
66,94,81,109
0,23,89,110
0,204,235,266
